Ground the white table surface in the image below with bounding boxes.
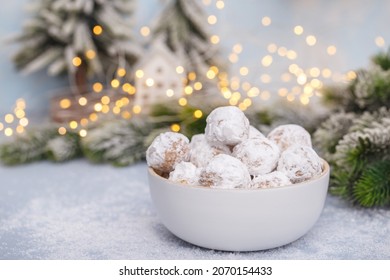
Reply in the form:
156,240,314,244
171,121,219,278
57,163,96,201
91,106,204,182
0,160,389,259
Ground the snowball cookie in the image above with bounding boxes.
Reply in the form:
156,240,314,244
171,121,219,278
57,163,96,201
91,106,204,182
146,132,190,173
199,154,251,189
189,134,230,167
205,106,250,148
169,162,199,185
277,145,322,183
248,125,266,139
267,124,312,152
251,171,291,189
232,137,280,176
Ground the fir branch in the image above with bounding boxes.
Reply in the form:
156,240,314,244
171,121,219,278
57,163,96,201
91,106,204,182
353,160,390,207
0,127,58,165
46,132,82,162
81,119,151,166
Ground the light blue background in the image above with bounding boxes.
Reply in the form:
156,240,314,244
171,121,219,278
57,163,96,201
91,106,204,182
1,0,389,120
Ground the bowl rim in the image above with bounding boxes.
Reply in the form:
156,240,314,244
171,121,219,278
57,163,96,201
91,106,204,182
148,159,330,193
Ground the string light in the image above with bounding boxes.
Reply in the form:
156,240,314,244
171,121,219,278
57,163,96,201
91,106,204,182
178,97,187,106
140,26,150,37
216,0,225,9
327,45,337,55
93,82,103,93
117,68,126,77
208,15,217,25
175,66,184,74
261,16,271,26
133,105,142,114
58,127,67,135
60,99,71,109
111,79,120,88
85,50,96,59
69,121,78,129
171,123,181,132
72,57,82,67
79,129,87,137
261,55,273,67
93,25,103,35
210,35,220,44
4,128,13,136
306,35,317,46
5,114,14,124
193,110,203,118
135,69,144,78
293,25,304,35
78,97,87,106
375,36,385,47
239,67,249,76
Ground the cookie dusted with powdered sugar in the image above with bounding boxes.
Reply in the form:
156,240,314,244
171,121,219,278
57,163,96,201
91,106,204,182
189,134,230,168
169,161,199,185
205,106,250,148
251,171,291,189
146,132,190,173
232,137,280,176
199,154,251,189
267,124,312,152
277,145,322,183
248,125,266,139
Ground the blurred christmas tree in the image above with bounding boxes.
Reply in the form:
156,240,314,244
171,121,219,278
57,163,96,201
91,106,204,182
11,0,142,94
314,50,390,208
151,0,225,85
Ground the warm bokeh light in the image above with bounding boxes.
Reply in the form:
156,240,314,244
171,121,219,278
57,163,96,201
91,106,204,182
210,35,220,44
327,45,337,55
306,35,317,46
294,25,304,35
193,109,203,119
208,15,217,25
93,82,103,93
58,127,67,135
85,50,96,59
78,97,87,106
140,26,150,37
72,56,82,67
136,69,144,78
261,16,271,26
171,123,181,132
93,25,103,35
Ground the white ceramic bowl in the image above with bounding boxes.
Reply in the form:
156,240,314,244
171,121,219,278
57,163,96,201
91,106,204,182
148,160,330,252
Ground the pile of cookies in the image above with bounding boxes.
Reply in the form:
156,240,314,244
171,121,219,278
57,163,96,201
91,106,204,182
146,106,323,189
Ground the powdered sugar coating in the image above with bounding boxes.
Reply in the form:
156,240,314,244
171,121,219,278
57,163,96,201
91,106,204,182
189,134,230,167
267,124,312,152
199,154,251,189
169,162,199,185
277,145,322,183
205,106,250,147
251,171,292,189
232,138,280,176
146,132,190,173
248,125,265,139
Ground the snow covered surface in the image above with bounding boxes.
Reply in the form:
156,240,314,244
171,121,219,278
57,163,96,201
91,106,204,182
0,160,389,260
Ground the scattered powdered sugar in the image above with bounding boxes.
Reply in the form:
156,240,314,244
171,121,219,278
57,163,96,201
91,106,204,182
1,161,389,259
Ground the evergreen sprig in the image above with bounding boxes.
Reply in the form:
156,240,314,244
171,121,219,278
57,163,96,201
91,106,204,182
0,127,58,165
